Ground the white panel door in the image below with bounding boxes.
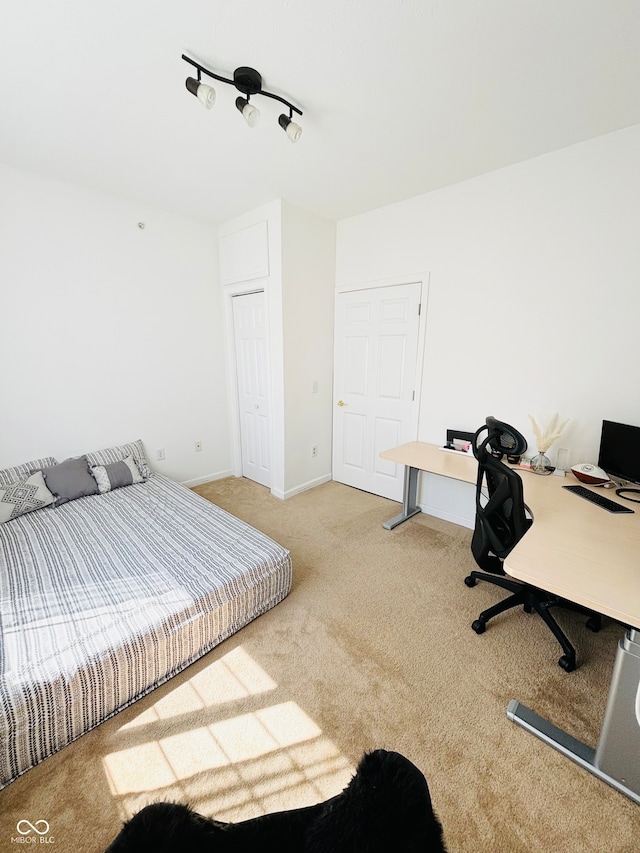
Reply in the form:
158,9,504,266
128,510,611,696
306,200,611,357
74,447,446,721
333,283,422,500
232,291,271,487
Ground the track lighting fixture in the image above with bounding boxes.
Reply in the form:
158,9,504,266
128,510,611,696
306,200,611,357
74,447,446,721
278,112,302,143
182,54,303,141
185,76,216,109
236,96,260,127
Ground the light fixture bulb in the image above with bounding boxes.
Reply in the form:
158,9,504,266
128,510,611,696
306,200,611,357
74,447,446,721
198,84,216,109
236,97,260,127
278,114,302,143
185,77,216,109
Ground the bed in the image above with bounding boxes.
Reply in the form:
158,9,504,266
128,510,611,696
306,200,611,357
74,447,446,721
0,440,292,790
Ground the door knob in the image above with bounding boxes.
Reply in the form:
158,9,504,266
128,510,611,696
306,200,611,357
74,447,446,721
337,400,345,407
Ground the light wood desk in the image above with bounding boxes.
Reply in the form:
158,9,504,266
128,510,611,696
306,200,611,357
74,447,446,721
380,441,640,804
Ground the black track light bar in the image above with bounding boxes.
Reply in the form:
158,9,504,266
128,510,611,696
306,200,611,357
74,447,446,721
182,54,303,117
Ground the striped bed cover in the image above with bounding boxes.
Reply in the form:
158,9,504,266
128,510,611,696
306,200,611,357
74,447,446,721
0,474,292,789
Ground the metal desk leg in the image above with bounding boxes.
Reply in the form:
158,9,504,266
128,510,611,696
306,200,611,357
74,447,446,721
382,465,422,530
507,629,640,805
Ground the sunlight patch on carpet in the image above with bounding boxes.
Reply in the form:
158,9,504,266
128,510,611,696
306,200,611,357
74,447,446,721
102,646,354,824
118,646,277,731
104,701,324,794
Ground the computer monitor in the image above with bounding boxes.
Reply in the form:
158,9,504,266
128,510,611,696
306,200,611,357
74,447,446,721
597,420,640,485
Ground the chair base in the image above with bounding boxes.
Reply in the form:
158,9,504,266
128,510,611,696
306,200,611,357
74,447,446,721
464,570,602,672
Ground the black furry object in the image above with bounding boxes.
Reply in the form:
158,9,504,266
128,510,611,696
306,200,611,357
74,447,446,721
105,749,446,852
304,749,447,852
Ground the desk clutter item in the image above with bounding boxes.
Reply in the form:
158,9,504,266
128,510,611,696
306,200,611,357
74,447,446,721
530,452,554,475
571,463,610,485
529,413,569,475
440,445,472,455
563,484,634,513
616,488,640,503
443,428,475,455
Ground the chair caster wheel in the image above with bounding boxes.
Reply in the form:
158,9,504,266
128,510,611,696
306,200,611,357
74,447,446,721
464,576,477,587
472,619,486,634
586,616,601,632
558,655,576,673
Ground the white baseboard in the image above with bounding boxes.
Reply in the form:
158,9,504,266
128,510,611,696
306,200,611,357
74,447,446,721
184,471,332,498
271,473,332,501
419,502,475,530
182,469,234,488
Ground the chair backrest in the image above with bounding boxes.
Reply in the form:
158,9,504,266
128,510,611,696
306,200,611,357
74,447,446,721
471,417,532,574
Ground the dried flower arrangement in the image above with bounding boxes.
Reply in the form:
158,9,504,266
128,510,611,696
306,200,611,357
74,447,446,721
528,413,569,453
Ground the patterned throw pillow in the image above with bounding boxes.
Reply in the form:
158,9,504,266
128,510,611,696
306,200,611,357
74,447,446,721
0,471,55,523
85,439,151,480
91,456,143,494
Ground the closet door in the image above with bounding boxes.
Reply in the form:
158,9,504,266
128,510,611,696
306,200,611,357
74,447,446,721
232,291,271,487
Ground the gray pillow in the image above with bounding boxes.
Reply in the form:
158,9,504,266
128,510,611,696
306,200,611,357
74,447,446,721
85,439,151,480
91,455,143,494
40,456,99,506
0,471,55,523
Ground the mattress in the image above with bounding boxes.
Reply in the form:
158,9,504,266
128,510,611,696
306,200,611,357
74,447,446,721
0,473,292,789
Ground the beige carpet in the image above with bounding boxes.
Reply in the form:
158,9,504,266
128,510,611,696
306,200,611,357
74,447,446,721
1,478,638,851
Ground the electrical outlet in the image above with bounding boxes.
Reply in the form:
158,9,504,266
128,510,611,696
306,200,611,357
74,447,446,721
194,441,202,452
156,448,165,461
311,445,318,458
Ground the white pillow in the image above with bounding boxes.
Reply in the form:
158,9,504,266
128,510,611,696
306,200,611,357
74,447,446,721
0,457,58,488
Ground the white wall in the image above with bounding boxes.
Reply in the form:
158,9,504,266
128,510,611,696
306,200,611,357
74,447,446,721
0,163,230,484
4,124,637,507
218,199,335,499
281,200,335,495
336,125,640,524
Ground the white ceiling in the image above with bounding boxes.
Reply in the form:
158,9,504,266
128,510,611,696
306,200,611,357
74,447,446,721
1,1,639,225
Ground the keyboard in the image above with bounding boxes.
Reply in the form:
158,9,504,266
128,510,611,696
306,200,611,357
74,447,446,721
563,485,634,513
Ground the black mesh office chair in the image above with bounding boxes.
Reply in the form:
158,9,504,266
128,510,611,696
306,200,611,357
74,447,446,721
464,417,600,672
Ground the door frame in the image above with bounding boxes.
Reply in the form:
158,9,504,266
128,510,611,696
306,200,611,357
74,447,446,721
333,272,430,494
223,280,273,482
